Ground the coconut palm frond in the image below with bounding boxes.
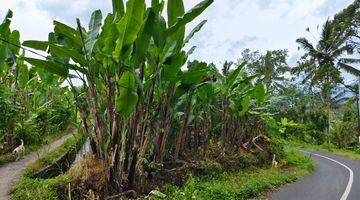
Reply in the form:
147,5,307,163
296,38,317,54
338,62,360,76
340,58,360,64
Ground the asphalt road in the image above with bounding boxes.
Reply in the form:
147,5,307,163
272,149,360,200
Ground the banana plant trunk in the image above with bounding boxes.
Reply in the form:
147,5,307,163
221,97,229,149
357,79,360,143
156,84,175,163
174,94,192,161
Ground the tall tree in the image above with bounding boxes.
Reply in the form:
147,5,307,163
293,17,360,142
238,49,290,92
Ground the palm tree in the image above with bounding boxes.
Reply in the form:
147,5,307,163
238,49,290,92
293,19,360,143
332,0,360,53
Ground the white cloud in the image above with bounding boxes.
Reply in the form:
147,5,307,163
0,0,354,68
0,0,53,40
183,0,353,66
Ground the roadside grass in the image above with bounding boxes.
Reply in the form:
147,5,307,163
10,175,71,200
10,143,314,200
23,134,83,177
0,154,14,166
288,140,360,161
0,127,75,166
152,150,314,200
10,134,83,200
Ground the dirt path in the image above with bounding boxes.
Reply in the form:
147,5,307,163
0,134,73,200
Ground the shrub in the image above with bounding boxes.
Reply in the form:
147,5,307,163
49,101,73,132
332,121,356,148
307,130,327,145
305,108,327,133
285,150,315,171
160,150,314,200
278,118,307,140
269,136,286,160
198,159,223,175
15,114,41,145
11,175,71,200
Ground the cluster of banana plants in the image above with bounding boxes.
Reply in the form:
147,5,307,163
0,10,74,147
20,0,271,195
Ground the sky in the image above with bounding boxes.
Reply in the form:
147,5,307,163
0,0,355,69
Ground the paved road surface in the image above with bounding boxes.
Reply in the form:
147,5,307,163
272,149,360,200
0,134,73,200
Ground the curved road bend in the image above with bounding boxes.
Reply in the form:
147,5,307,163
272,149,360,200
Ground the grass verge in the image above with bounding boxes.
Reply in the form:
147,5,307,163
10,134,83,200
10,145,314,200
289,140,360,161
153,150,314,200
23,134,83,177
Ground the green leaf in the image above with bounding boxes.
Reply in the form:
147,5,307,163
22,40,48,51
112,0,124,16
113,17,127,61
163,52,186,82
123,0,145,46
151,0,159,7
100,14,116,54
167,0,185,27
338,62,360,77
167,0,185,51
85,10,102,58
9,30,20,55
113,0,145,61
116,71,138,117
239,96,250,116
226,62,246,87
152,15,167,49
252,83,265,103
165,0,213,37
186,46,196,56
184,20,207,46
16,52,29,87
181,61,208,86
151,0,164,14
197,83,214,101
3,10,13,22
18,64,29,87
24,57,69,78
53,20,81,48
0,10,13,37
132,9,156,67
0,43,6,66
49,44,86,66
160,40,177,64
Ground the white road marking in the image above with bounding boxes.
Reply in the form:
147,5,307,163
300,150,354,200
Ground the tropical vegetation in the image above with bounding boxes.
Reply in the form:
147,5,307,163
0,0,359,199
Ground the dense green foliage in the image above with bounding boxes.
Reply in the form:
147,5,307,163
0,11,75,150
156,150,313,200
269,0,360,147
14,0,284,197
1,0,359,199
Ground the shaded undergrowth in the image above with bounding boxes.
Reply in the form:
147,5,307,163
151,150,314,200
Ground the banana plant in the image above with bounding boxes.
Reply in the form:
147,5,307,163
215,61,265,149
0,10,74,147
172,61,215,161
22,0,214,192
